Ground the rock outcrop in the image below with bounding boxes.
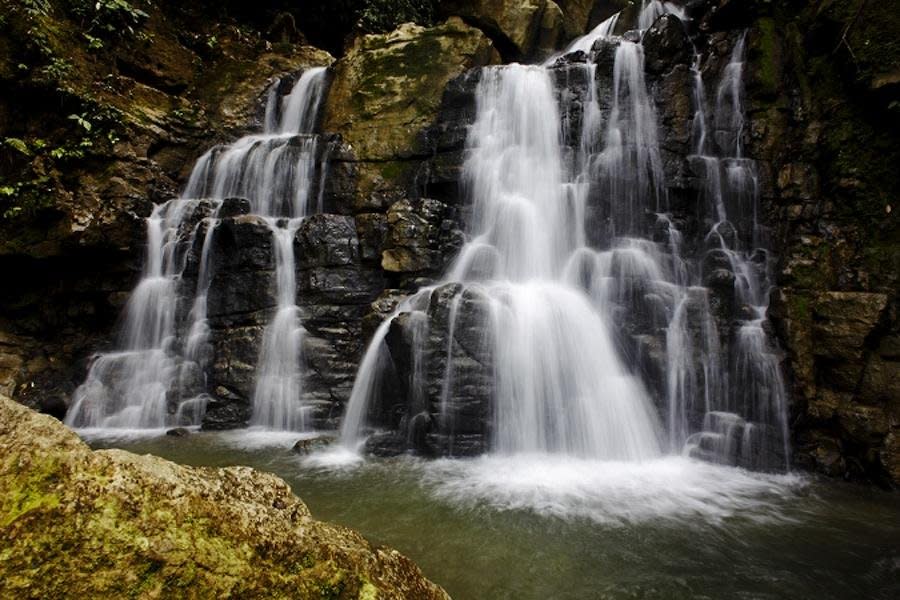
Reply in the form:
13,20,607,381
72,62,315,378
323,17,498,212
439,0,564,60
0,395,449,599
738,2,900,486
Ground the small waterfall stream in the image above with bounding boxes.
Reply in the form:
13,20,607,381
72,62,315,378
66,66,331,432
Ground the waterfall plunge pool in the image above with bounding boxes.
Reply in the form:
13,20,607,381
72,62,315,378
85,431,899,600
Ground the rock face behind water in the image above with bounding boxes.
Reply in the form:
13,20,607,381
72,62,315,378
439,0,565,60
0,396,449,600
323,18,498,212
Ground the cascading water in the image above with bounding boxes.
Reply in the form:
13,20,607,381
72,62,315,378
66,66,331,432
65,198,220,430
249,217,307,431
339,8,790,471
638,1,687,31
681,34,791,468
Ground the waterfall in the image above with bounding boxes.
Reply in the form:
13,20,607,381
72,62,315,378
340,11,790,471
65,198,219,430
340,61,663,460
67,66,331,431
558,13,620,56
599,40,667,236
682,32,791,469
250,218,307,431
638,1,687,31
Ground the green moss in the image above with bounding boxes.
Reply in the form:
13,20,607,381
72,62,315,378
358,581,379,600
789,294,813,322
752,18,781,98
0,457,62,527
379,161,407,182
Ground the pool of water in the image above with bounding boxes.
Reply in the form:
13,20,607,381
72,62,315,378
86,430,899,600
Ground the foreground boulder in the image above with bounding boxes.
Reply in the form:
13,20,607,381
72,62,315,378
0,396,449,599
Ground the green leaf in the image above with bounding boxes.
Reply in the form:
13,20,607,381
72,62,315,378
68,114,92,132
3,138,31,156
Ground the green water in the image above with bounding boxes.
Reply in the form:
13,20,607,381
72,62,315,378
88,431,899,600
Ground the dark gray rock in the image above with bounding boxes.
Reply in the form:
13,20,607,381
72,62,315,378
642,14,693,75
202,386,252,430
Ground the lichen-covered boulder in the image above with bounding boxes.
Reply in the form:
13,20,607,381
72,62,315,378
0,396,450,599
322,18,497,211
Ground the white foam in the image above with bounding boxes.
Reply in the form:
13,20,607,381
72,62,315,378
74,427,171,442
215,427,322,450
302,443,366,469
422,455,805,526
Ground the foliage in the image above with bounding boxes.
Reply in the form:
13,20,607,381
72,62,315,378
66,0,151,43
355,0,438,33
0,106,123,220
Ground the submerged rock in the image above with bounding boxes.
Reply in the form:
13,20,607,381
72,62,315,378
165,427,190,437
292,435,337,455
0,396,449,599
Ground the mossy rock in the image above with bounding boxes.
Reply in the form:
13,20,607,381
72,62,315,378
323,17,497,207
0,396,450,599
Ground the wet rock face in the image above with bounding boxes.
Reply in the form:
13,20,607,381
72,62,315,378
773,290,898,484
0,396,449,599
365,284,494,457
198,212,384,430
382,199,464,277
745,1,900,485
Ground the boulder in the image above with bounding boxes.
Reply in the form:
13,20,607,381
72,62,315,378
440,0,561,59
292,435,336,454
0,396,448,599
322,18,497,211
642,14,693,75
